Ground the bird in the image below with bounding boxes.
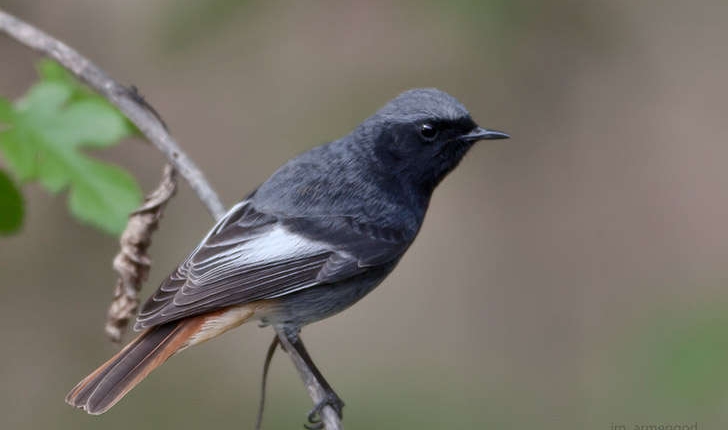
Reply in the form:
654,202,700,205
65,88,509,425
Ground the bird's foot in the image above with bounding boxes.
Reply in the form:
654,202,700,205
303,391,344,430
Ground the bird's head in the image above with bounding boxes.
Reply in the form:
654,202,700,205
360,88,508,192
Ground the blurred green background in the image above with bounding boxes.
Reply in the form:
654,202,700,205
2,0,728,428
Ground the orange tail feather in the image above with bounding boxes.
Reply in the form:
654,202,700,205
65,318,203,415
65,304,259,415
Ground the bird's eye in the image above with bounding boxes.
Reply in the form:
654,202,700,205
419,123,438,141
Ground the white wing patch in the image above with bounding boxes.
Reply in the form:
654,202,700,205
172,224,336,302
234,225,327,265
190,225,328,276
137,201,364,329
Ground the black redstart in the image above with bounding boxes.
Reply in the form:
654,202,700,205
66,88,509,424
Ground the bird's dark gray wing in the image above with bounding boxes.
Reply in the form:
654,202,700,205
134,201,409,330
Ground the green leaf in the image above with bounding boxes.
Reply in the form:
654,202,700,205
0,98,12,123
54,99,132,147
0,169,24,234
17,81,73,115
0,61,141,235
68,158,141,235
37,59,75,84
0,129,39,182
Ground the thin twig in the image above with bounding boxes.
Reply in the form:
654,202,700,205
105,164,177,342
0,9,226,220
0,9,342,429
275,327,342,430
255,335,279,430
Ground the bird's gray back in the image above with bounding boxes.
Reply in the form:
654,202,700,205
252,136,425,236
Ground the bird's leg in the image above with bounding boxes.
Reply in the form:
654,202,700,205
282,329,345,430
254,335,279,430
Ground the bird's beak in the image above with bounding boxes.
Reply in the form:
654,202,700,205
461,126,510,142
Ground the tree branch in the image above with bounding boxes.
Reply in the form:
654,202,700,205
275,327,342,430
0,9,342,429
0,9,226,220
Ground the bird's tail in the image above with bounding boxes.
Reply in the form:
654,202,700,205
66,305,257,415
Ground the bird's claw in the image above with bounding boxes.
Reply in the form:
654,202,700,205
303,392,344,429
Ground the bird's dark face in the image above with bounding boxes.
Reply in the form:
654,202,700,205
365,88,508,193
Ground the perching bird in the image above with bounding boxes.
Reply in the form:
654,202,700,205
66,88,509,425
